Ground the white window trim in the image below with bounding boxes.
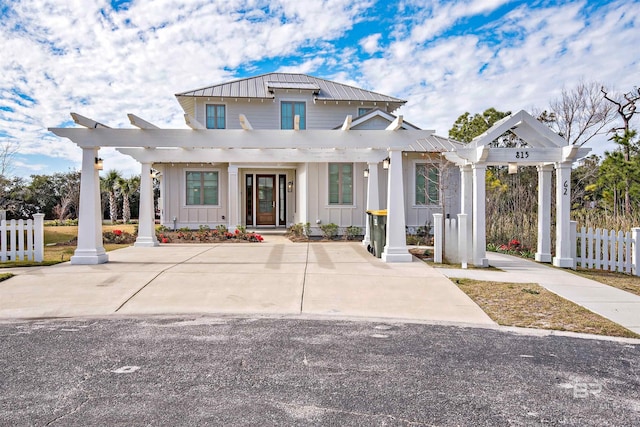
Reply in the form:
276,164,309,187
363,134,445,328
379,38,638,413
205,103,227,129
183,167,221,208
326,162,357,208
412,160,441,208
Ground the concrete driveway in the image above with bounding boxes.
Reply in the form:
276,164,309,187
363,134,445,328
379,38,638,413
0,236,494,325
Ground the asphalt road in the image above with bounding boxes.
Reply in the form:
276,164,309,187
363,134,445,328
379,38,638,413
1,316,638,426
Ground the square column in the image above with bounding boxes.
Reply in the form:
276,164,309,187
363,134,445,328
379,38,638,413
228,165,240,232
71,147,108,264
362,162,380,247
382,150,412,262
472,163,488,267
535,164,553,262
460,164,473,265
135,162,159,247
553,162,573,267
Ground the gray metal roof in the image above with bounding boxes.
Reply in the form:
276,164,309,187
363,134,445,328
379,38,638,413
176,73,406,109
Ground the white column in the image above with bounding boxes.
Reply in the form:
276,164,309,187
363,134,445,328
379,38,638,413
460,164,473,265
134,162,159,247
296,163,308,225
362,162,380,247
553,161,573,267
535,164,553,262
472,163,488,267
71,147,108,264
382,149,412,262
227,165,240,232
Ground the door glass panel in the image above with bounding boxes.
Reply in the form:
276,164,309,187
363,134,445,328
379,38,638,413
258,176,274,213
246,175,253,224
279,175,286,225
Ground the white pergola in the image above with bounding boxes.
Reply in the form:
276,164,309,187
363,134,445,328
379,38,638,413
444,110,591,267
50,113,445,265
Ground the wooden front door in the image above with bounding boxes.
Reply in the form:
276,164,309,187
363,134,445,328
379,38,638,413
256,175,276,225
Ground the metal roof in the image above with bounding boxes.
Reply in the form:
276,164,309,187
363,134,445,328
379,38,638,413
176,73,406,110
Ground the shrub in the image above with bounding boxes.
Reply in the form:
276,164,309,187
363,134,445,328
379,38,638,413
320,223,339,240
344,225,362,240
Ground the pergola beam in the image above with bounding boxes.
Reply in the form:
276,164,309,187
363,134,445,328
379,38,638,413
70,112,110,129
386,115,403,131
128,114,159,129
184,114,206,130
239,114,253,130
341,115,352,131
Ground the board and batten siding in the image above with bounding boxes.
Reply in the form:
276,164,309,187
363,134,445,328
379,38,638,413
159,164,228,229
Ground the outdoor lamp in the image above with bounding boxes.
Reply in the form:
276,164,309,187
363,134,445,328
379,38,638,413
508,163,518,174
382,157,390,169
94,157,103,170
287,181,294,192
363,168,370,178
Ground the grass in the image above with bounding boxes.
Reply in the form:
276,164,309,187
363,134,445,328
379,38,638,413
0,273,14,282
0,224,137,267
455,278,639,339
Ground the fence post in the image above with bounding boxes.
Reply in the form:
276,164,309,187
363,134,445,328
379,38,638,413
570,221,577,270
632,228,640,276
458,213,468,269
33,214,45,263
433,213,443,264
0,219,6,262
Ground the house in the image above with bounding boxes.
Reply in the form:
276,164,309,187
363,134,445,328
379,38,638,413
49,73,588,268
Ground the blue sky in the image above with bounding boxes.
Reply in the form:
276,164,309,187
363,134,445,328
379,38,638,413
1,0,639,178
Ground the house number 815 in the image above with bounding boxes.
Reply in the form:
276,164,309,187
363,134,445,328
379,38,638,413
515,151,529,159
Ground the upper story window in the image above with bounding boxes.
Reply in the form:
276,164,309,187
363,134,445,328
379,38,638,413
328,163,353,205
281,101,306,129
415,164,439,205
186,171,219,205
206,104,225,129
358,107,373,116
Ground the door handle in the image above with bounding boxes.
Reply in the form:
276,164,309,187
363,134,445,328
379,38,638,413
272,201,276,208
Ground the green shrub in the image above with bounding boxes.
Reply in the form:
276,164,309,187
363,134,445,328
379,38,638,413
344,225,362,240
320,223,339,240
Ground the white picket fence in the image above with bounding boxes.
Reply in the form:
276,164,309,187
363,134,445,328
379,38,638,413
432,213,469,267
0,214,45,262
572,223,640,275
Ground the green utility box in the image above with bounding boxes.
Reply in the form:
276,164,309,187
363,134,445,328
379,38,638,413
366,210,387,258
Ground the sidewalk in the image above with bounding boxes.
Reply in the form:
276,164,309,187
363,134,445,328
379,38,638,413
436,252,640,335
0,236,494,326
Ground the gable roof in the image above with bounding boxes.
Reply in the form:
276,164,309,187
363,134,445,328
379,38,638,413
333,108,421,130
176,73,406,112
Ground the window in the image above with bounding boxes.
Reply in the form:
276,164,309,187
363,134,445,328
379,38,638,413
415,164,439,205
186,171,218,205
281,101,306,129
328,163,353,205
358,107,373,116
206,104,225,129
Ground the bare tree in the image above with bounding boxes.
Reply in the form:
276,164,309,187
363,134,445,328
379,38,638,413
540,81,616,146
601,85,640,215
0,140,19,177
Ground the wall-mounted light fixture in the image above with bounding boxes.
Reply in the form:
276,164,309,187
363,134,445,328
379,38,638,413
508,163,518,175
363,168,369,178
94,157,103,170
382,157,390,170
287,181,294,192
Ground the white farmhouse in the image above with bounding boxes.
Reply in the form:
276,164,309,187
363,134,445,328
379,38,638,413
50,73,587,268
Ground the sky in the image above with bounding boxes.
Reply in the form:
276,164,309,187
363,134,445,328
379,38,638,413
1,0,639,179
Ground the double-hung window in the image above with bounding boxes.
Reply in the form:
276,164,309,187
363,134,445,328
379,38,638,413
186,171,219,205
206,104,225,129
281,101,306,129
358,107,373,116
415,164,439,205
328,163,353,205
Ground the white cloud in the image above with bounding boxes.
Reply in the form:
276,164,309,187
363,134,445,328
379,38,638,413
359,33,381,54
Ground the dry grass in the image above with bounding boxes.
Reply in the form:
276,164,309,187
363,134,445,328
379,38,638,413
0,273,14,282
455,278,639,339
571,268,640,297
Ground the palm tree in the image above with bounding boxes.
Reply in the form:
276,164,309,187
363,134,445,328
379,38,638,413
101,169,121,224
117,176,140,223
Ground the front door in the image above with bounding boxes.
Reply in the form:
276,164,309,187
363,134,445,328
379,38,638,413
256,175,276,225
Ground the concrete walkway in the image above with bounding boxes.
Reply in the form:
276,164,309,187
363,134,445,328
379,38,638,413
0,236,494,326
436,252,640,335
